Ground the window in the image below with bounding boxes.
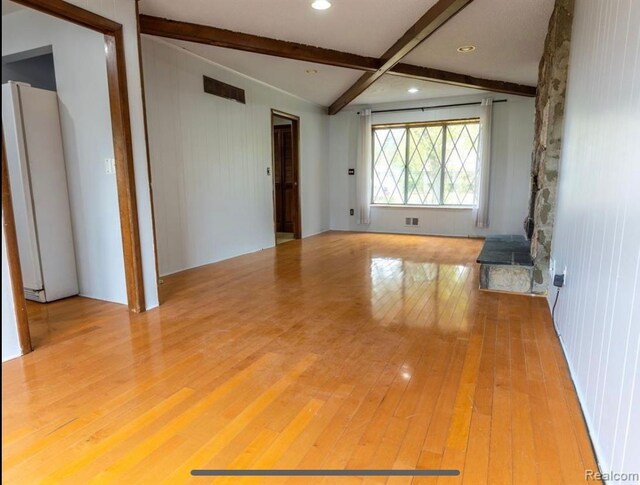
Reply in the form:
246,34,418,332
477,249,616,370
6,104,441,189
371,119,480,206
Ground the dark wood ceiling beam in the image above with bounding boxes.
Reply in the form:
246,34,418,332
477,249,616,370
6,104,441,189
139,14,536,101
328,0,473,115
391,63,537,97
139,14,381,71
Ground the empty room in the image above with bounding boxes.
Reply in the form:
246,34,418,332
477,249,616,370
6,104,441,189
1,0,638,483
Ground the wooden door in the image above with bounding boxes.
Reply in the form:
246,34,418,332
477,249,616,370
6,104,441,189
273,125,295,233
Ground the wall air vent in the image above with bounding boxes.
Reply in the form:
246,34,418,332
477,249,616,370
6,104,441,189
203,75,246,104
404,217,419,227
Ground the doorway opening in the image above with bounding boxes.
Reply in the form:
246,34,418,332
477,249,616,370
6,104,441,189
271,109,301,245
2,0,146,356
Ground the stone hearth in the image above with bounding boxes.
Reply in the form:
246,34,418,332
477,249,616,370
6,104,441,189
477,235,534,294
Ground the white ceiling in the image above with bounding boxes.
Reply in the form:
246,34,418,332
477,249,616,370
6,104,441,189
18,0,550,107
139,0,438,58
4,0,541,107
404,0,554,85
157,38,481,107
351,74,487,106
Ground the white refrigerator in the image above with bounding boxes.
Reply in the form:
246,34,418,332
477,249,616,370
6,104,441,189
2,81,79,302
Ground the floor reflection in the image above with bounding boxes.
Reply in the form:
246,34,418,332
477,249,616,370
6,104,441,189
369,256,473,331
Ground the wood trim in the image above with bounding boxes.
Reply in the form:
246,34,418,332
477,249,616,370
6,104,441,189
292,117,302,240
271,110,301,122
105,30,146,313
135,1,162,303
328,0,473,114
391,63,537,97
2,0,147,339
137,14,536,100
270,110,302,240
270,112,276,244
139,15,380,72
10,0,120,33
1,131,32,355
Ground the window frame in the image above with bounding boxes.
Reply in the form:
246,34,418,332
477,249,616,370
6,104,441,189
370,117,481,208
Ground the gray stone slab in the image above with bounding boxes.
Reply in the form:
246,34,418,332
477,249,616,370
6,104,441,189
476,235,533,267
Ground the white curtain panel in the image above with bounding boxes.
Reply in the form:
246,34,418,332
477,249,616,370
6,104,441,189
475,98,493,228
356,109,372,225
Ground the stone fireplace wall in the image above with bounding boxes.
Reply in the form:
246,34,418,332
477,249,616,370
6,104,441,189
528,0,575,294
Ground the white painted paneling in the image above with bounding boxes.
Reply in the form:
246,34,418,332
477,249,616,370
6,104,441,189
2,9,124,304
2,0,159,309
2,221,21,362
142,37,329,276
162,40,363,107
329,94,535,237
550,0,640,481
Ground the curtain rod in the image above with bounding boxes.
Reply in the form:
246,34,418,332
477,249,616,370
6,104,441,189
357,99,508,115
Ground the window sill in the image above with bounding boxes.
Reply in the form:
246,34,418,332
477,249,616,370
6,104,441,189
371,204,475,211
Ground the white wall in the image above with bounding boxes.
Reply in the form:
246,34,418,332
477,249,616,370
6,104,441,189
550,0,640,481
2,220,21,362
2,9,126,304
1,0,158,310
141,37,330,276
1,0,159,359
329,94,535,237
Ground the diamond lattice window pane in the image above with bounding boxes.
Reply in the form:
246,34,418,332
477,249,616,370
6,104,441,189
372,128,406,204
407,126,443,205
443,123,480,205
372,121,480,207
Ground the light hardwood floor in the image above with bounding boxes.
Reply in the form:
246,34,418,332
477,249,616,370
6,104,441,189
2,232,599,484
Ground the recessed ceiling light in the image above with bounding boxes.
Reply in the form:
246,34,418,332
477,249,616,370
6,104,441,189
408,87,419,94
311,0,331,10
457,45,476,53
305,68,319,74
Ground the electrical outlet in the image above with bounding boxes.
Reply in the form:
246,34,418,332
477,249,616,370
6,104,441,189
350,209,354,216
266,167,271,176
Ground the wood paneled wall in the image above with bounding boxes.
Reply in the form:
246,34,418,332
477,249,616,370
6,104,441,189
551,0,640,476
141,37,330,277
328,95,535,237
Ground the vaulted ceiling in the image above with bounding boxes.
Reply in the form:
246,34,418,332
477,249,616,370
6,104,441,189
139,0,440,58
138,0,554,108
5,0,554,108
403,0,554,85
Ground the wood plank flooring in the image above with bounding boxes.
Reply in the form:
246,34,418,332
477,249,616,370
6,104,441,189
2,232,599,483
